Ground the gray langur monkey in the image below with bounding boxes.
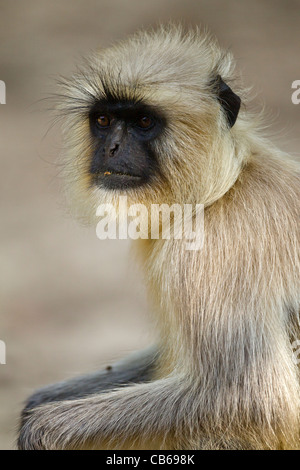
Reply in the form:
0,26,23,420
18,25,300,450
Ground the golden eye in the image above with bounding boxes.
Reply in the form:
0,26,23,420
138,116,153,129
97,115,110,127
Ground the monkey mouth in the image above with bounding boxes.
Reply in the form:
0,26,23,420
101,170,142,179
93,170,145,190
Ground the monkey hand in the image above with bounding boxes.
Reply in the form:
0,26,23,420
18,399,98,450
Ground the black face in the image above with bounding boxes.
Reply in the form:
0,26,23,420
89,100,165,190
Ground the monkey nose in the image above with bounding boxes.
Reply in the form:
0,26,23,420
109,143,119,157
105,123,124,158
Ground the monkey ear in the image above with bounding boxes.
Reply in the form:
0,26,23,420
214,75,241,128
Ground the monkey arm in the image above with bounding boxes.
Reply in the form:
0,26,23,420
18,376,190,450
20,346,157,419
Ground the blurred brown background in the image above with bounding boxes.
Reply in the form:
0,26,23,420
0,0,299,450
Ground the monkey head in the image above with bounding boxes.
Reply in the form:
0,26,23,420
58,26,244,223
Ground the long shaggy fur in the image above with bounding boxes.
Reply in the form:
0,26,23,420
18,25,300,450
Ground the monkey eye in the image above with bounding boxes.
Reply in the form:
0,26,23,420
96,115,111,128
137,116,153,129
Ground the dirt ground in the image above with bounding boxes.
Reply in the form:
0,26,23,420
0,0,299,450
